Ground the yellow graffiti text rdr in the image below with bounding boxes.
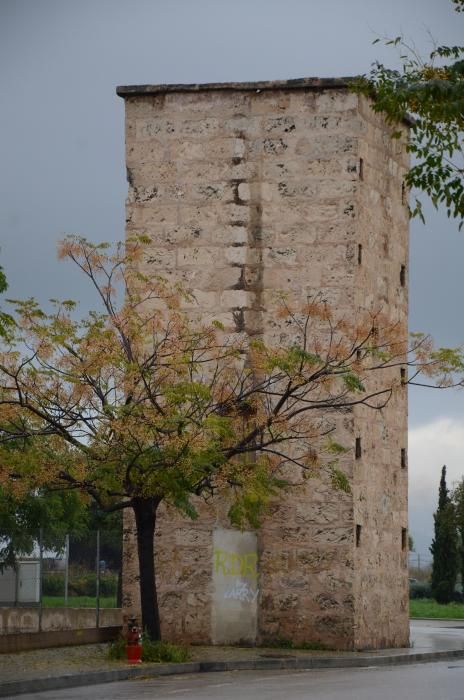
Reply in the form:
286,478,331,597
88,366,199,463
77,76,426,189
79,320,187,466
214,549,258,579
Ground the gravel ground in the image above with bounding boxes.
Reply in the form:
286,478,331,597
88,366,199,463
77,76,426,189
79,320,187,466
0,643,356,685
0,644,117,684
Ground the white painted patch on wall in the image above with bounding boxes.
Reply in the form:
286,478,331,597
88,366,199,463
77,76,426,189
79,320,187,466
211,528,258,644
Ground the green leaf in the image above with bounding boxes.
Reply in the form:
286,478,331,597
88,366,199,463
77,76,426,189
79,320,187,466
343,371,365,392
330,468,351,493
325,437,348,455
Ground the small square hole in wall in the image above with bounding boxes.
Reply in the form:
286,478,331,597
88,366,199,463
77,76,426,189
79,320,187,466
359,158,364,181
401,528,407,551
356,349,362,361
402,182,406,205
356,524,362,547
400,368,406,384
355,437,362,459
401,448,407,469
357,244,362,265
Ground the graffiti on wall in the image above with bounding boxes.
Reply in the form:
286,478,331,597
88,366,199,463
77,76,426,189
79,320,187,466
223,580,259,603
214,547,259,602
214,549,258,578
212,529,258,643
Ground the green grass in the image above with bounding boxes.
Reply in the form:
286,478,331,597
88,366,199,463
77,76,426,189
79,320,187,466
410,598,464,619
42,595,118,608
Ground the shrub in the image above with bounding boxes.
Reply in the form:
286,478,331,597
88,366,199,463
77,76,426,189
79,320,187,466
108,637,126,660
435,580,455,604
409,581,432,599
42,574,64,596
69,573,117,597
261,638,334,651
297,640,334,651
99,575,118,596
263,637,293,649
43,572,118,598
141,638,190,663
69,574,95,596
107,636,190,663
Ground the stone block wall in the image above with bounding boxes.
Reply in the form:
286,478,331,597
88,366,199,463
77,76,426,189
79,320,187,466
351,95,409,649
118,78,409,650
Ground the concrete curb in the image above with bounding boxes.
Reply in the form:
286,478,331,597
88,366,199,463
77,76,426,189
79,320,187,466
0,662,201,698
411,617,464,622
3,649,464,697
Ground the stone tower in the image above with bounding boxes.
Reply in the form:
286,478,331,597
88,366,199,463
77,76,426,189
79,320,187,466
117,78,409,651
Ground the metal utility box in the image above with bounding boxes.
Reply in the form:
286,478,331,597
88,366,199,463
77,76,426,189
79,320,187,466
0,560,40,605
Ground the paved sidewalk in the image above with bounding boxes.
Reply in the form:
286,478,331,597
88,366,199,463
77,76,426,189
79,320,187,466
1,621,464,697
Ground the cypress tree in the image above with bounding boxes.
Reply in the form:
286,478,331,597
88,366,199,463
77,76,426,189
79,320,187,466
430,465,458,604
452,478,464,591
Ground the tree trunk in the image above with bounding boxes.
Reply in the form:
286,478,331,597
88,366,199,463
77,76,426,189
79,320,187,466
132,496,162,640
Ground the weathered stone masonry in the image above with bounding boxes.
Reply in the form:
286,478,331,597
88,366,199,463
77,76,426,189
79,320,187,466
117,78,409,650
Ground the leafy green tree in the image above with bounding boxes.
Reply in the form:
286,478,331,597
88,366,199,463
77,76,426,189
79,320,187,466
0,430,89,569
0,487,87,570
452,477,464,589
0,237,453,639
69,505,122,572
354,0,464,225
430,465,458,603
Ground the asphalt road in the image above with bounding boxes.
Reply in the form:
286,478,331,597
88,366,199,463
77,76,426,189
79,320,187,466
17,662,464,700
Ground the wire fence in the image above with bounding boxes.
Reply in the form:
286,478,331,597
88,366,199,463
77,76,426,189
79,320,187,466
408,552,433,572
0,529,122,626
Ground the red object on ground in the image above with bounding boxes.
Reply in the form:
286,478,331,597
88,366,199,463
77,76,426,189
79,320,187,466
126,619,142,664
126,643,142,664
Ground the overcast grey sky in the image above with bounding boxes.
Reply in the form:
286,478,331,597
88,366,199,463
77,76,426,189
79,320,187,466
0,0,463,554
